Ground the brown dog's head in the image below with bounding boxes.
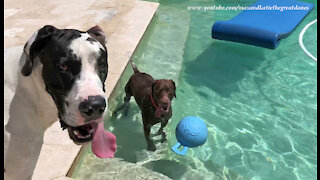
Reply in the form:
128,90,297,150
152,79,176,115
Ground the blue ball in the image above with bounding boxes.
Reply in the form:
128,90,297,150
175,116,208,148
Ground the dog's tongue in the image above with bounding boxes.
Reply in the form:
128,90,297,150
92,121,117,158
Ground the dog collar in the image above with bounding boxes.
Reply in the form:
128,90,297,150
149,93,158,109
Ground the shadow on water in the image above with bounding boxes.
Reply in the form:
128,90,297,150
111,104,148,163
183,41,266,98
143,159,189,179
141,158,247,180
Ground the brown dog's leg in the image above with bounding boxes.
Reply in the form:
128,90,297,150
157,120,168,143
143,123,156,151
122,83,132,116
124,82,132,102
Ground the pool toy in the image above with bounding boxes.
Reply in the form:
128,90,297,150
171,116,208,155
211,0,314,49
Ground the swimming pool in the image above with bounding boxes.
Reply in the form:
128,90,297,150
72,0,317,179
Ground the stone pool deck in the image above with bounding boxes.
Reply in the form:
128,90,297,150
4,0,161,179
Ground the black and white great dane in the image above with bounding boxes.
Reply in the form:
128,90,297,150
4,25,117,180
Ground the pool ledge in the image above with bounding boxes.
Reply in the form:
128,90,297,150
5,0,160,179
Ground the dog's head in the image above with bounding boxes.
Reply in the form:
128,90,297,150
21,25,108,144
152,79,176,115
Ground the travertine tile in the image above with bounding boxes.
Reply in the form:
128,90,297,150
88,0,123,9
107,50,133,74
4,0,48,9
32,144,81,180
49,2,95,15
4,8,21,19
105,73,121,98
43,121,75,146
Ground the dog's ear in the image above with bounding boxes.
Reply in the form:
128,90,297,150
87,25,106,47
151,80,160,96
21,25,58,76
170,80,177,98
151,81,156,95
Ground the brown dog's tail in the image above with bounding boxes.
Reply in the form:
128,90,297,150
130,59,140,74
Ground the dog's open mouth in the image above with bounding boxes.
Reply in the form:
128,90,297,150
61,119,117,158
161,106,169,113
67,122,96,144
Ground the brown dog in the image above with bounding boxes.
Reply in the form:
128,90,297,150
118,60,176,151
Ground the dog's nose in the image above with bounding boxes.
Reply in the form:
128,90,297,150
79,95,106,119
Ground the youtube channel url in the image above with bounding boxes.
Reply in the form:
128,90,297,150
187,5,310,11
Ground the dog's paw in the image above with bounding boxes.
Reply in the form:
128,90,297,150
160,137,167,143
156,130,163,135
147,144,157,151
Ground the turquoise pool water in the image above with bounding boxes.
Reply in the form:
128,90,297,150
72,0,317,179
